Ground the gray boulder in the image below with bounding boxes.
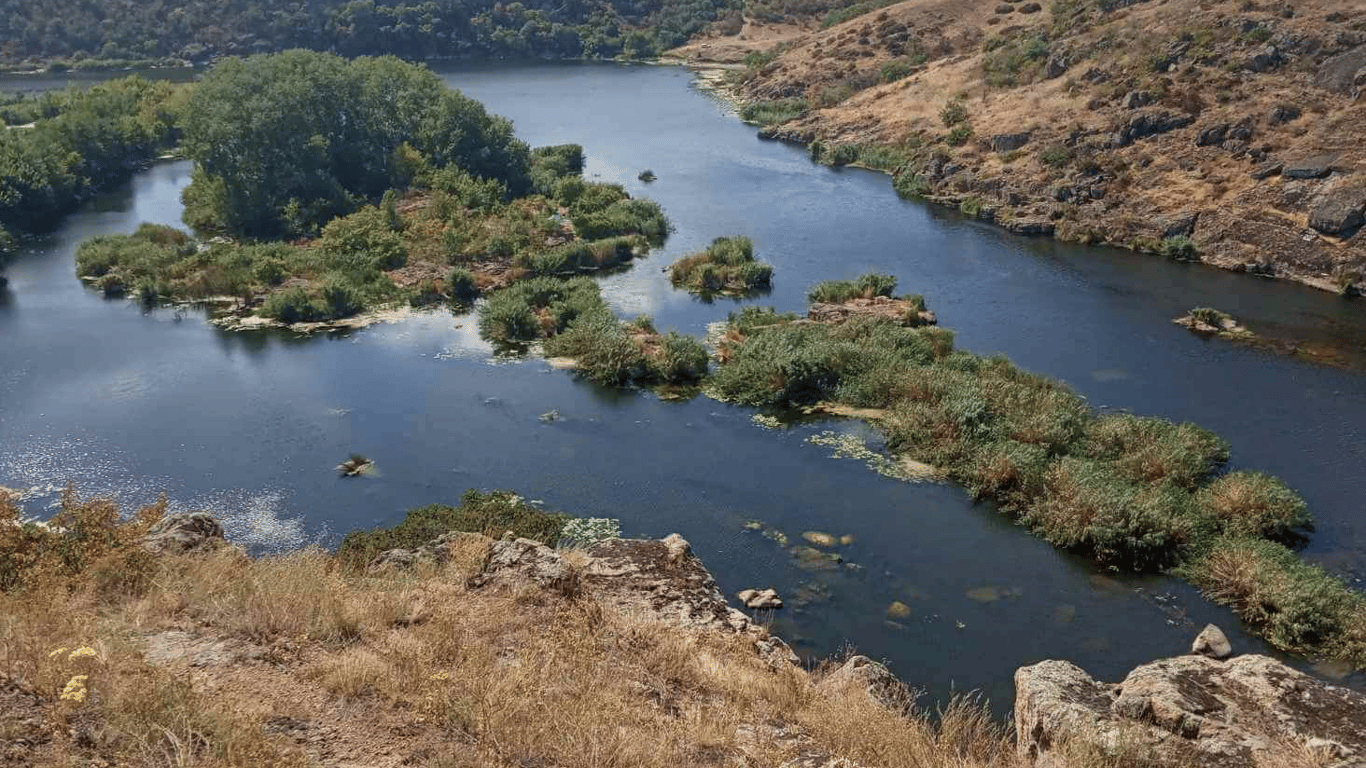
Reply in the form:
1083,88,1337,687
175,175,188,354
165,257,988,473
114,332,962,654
1308,180,1366,235
1015,655,1366,768
141,513,225,555
1196,123,1228,146
1283,154,1338,179
1315,44,1366,98
1245,45,1283,73
1190,624,1232,659
816,655,909,713
737,588,783,609
1111,110,1196,148
990,131,1032,152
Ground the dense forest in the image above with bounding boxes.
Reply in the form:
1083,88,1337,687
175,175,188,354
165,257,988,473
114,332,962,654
0,0,743,67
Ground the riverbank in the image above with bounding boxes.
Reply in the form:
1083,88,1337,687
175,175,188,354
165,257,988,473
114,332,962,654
671,0,1366,298
4,492,1361,767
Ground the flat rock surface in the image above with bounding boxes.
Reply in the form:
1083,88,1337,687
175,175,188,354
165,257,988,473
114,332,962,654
1016,654,1366,768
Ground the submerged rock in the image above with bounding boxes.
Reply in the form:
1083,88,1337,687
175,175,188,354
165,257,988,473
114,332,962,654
1191,624,1232,659
885,601,911,619
336,454,374,477
737,588,783,610
1015,654,1366,768
802,531,838,547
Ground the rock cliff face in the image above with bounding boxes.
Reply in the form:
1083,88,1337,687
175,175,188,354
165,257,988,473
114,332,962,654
1015,653,1366,767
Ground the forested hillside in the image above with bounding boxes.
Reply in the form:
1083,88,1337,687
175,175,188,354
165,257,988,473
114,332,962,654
0,0,740,66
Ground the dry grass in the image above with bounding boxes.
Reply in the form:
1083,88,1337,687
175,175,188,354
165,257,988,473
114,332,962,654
2,493,1034,767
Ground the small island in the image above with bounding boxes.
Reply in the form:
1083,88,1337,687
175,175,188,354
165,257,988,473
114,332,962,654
72,52,670,331
1174,307,1252,337
667,235,774,297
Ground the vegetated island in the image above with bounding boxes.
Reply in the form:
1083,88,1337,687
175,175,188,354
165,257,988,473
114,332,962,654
4,483,1364,767
679,0,1366,297
700,273,1364,669
1174,306,1253,337
70,52,672,331
668,235,775,297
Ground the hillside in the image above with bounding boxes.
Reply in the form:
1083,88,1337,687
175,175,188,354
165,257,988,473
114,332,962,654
697,0,1366,295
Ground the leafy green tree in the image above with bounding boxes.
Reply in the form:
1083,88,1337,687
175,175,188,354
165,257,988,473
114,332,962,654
180,51,531,238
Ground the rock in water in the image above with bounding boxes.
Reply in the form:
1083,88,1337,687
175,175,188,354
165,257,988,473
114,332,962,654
802,531,838,547
141,512,226,555
1015,655,1366,768
737,588,783,610
1191,624,1232,659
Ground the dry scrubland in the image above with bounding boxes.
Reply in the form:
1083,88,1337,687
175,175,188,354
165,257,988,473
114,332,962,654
696,0,1366,294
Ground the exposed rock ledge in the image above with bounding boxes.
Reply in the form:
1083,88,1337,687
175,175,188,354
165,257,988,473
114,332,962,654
373,531,800,668
1016,653,1366,767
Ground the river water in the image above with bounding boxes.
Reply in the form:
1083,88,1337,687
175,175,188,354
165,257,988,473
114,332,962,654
2,62,1363,710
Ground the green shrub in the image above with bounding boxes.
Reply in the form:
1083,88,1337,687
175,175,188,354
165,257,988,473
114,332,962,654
544,309,647,386
477,276,603,344
1184,537,1366,663
318,205,407,273
447,267,478,301
808,273,898,303
1022,457,1210,569
1039,144,1073,168
530,144,585,196
982,32,1050,87
262,286,325,324
1159,235,1198,260
337,490,568,568
945,123,974,147
653,332,710,383
893,172,930,199
1197,472,1311,539
1081,414,1229,489
880,59,916,83
824,143,859,167
939,99,969,127
1188,307,1230,326
738,98,808,126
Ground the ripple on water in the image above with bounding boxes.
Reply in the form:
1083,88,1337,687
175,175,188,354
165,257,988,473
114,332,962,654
0,434,310,552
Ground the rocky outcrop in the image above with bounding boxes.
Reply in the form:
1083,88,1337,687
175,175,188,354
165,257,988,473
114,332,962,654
816,656,909,714
990,131,1032,153
387,530,802,667
1283,154,1338,180
1015,654,1366,768
141,512,226,555
808,296,937,327
1111,110,1195,148
1315,44,1366,99
1308,178,1366,236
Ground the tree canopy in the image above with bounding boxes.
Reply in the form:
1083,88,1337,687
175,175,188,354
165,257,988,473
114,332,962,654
180,51,531,238
0,0,740,68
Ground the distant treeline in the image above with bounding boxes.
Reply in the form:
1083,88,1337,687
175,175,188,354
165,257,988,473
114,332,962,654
0,0,741,67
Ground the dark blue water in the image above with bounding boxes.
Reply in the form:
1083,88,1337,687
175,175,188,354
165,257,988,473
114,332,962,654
1,62,1363,710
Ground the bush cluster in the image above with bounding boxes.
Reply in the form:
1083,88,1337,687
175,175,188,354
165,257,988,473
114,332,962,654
668,236,774,296
337,490,568,568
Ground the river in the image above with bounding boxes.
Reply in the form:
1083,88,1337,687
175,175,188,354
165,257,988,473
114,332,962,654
1,62,1363,710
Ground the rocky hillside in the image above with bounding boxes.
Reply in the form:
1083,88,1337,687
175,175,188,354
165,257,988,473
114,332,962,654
693,0,1366,295
5,496,1365,767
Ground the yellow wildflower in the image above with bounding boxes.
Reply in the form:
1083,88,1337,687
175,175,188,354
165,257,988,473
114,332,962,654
48,647,68,659
430,670,451,682
60,675,88,704
68,646,97,661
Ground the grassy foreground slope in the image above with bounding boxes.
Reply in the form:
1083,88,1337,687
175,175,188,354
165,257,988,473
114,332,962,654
710,0,1366,294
